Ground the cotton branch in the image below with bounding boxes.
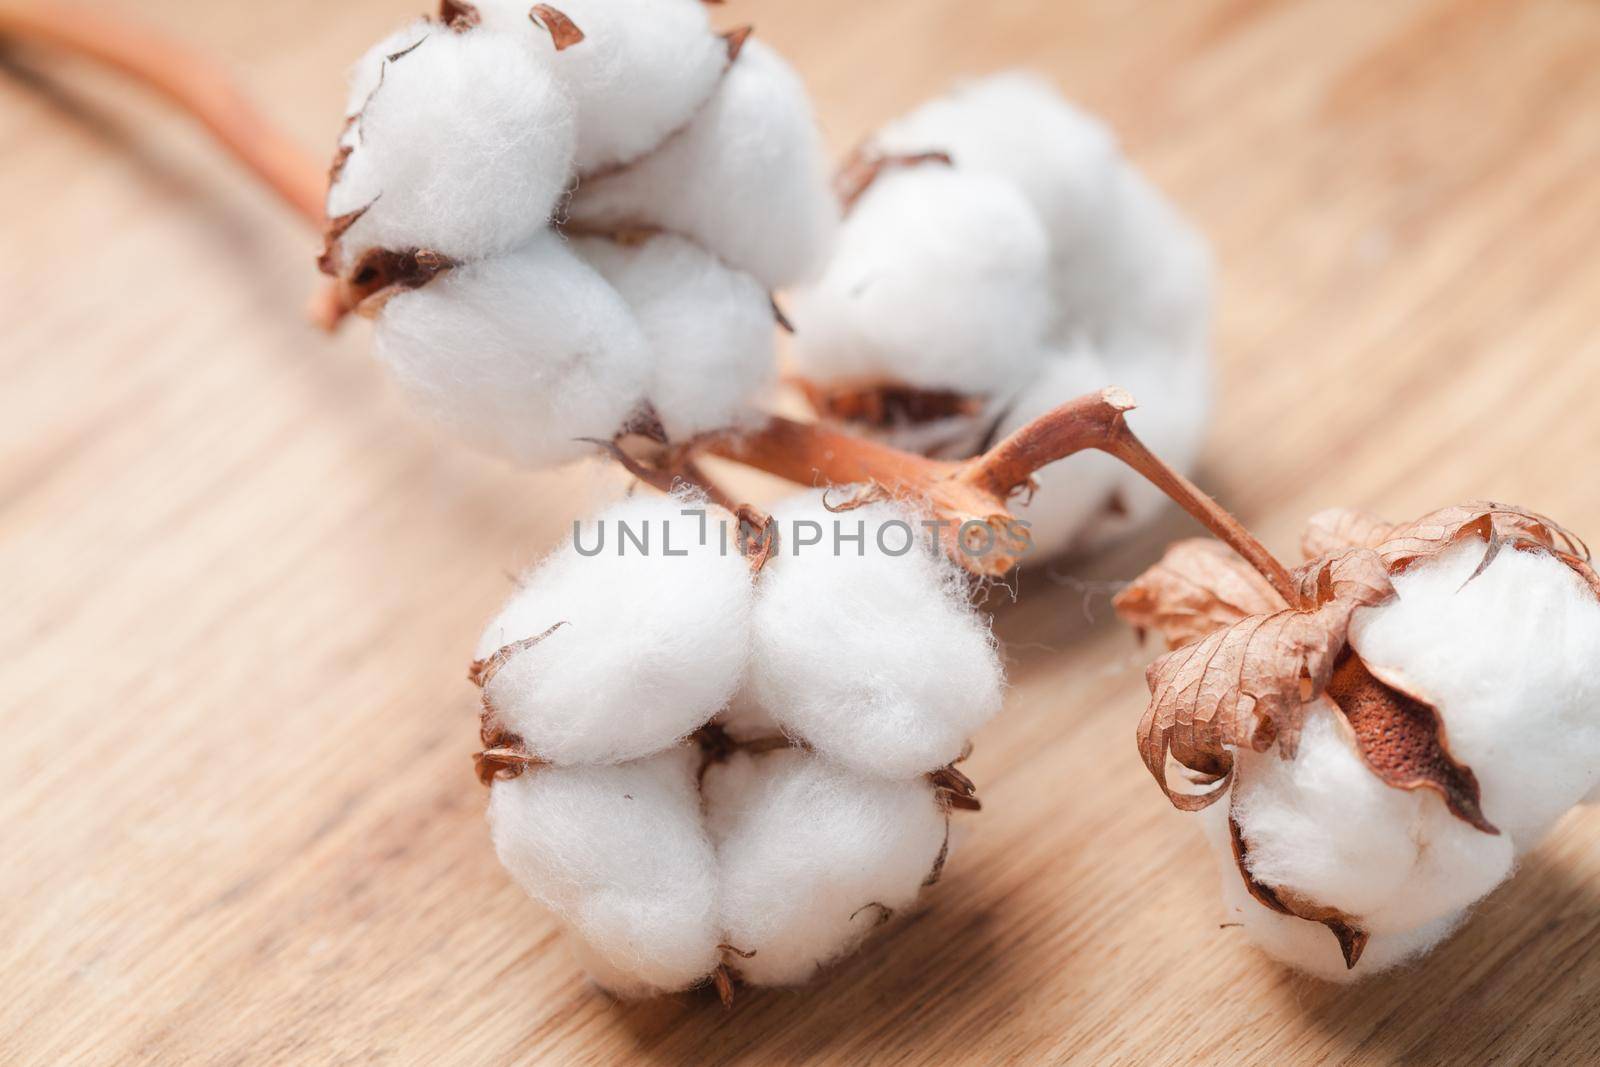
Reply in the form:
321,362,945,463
0,2,325,224
705,388,1295,594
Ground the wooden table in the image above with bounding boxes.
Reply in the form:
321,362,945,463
4,0,1599,1062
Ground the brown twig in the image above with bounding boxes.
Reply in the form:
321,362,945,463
703,388,1295,592
0,2,325,224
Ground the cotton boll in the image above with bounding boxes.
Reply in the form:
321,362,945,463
1200,802,1467,982
996,344,1209,560
1349,540,1600,846
573,234,775,441
872,71,1212,359
1229,702,1513,936
1195,701,1510,978
788,165,1053,398
472,0,725,172
327,29,575,272
704,749,947,985
873,71,1121,285
567,39,837,288
1077,168,1214,360
488,746,721,994
373,233,649,467
476,492,754,764
746,492,1004,778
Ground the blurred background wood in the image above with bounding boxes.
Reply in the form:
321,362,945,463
3,0,1599,1062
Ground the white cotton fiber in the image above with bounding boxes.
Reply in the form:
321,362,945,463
373,232,649,467
997,342,1210,560
746,492,1004,778
574,234,775,441
476,492,754,763
704,749,947,985
788,165,1053,398
1228,701,1512,943
472,0,725,171
871,71,1212,358
1201,800,1469,982
327,27,576,271
873,71,1120,290
567,39,838,288
488,746,721,995
1349,540,1600,846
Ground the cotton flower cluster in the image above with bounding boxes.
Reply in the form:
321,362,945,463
322,2,837,465
476,490,1003,995
1119,505,1600,980
790,73,1213,557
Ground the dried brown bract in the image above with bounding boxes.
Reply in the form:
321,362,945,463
438,0,481,31
529,4,585,50
796,377,987,431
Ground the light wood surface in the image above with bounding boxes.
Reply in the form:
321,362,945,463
4,0,1600,1063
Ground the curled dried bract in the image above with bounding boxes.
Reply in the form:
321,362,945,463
529,4,585,50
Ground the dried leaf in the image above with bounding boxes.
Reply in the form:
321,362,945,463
1301,508,1396,560
1229,809,1368,969
1113,538,1286,651
720,24,753,61
795,377,986,430
1378,501,1585,573
1327,653,1497,834
1289,548,1394,611
1138,596,1362,810
529,4,585,49
833,146,954,211
438,0,481,30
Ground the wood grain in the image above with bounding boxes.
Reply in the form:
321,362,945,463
4,0,1599,1062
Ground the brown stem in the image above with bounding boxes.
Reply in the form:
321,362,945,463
0,2,325,224
703,388,1296,595
963,389,1297,600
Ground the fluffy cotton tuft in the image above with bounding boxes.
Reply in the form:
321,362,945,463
788,73,1213,553
327,27,575,271
488,746,721,995
1350,540,1600,845
789,165,1053,397
745,492,1005,778
1199,799,1470,983
574,234,775,441
872,71,1211,357
472,0,725,171
567,39,838,288
704,749,947,985
476,492,754,764
1204,540,1600,978
373,232,650,467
